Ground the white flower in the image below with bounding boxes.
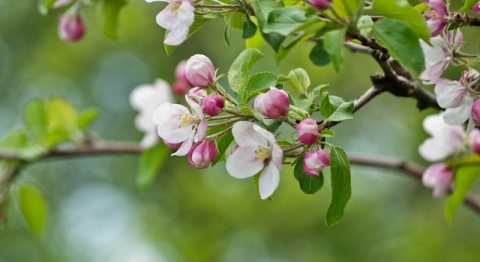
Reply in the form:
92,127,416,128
422,163,453,197
419,113,466,161
153,96,207,156
226,122,283,199
130,79,173,148
147,0,194,46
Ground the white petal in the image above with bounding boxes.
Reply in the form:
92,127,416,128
176,2,194,24
418,138,454,161
443,96,474,125
258,163,280,200
164,25,190,46
172,132,194,156
140,131,159,149
195,117,207,142
156,4,178,30
271,143,283,170
434,80,467,108
226,147,264,179
158,125,193,143
232,122,269,148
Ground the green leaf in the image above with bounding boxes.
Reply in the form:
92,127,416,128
319,94,352,121
24,99,47,142
287,68,310,94
225,12,245,31
101,0,127,39
445,166,480,223
250,0,286,51
137,142,170,191
243,15,258,39
310,40,330,67
212,130,234,166
263,6,306,36
0,130,27,149
323,27,347,71
327,101,353,121
373,18,425,75
246,26,266,49
16,183,48,236
165,17,210,55
326,146,351,226
460,0,478,12
320,129,336,138
372,0,430,42
331,0,363,17
228,48,264,94
276,19,325,62
38,0,57,15
46,97,79,144
245,72,279,102
357,15,374,37
224,25,231,46
311,84,330,97
294,158,324,194
77,108,99,131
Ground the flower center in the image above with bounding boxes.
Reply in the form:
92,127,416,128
255,146,271,160
178,113,199,128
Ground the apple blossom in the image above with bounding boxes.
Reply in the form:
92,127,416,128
175,60,189,84
296,118,319,145
58,14,85,42
422,163,453,197
309,0,332,10
418,113,466,161
435,68,477,125
253,87,290,119
202,94,224,117
226,121,283,199
470,129,480,154
188,140,217,169
130,79,173,148
152,96,207,156
473,1,480,15
173,81,190,95
303,150,330,177
185,54,216,88
421,0,448,37
148,0,194,46
420,29,463,84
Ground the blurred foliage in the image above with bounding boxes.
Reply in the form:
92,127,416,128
0,0,480,261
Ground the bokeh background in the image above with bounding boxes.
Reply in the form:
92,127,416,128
1,0,480,261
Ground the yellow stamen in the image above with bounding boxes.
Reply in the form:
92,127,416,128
255,146,271,160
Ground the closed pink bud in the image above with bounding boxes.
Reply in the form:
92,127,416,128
173,81,189,95
188,140,217,169
185,54,215,88
309,0,332,10
303,150,330,176
175,60,190,84
473,136,480,154
203,94,224,116
296,118,319,145
58,14,85,42
473,1,480,15
472,99,480,126
422,163,453,197
253,87,290,118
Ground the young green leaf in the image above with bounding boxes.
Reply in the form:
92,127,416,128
323,27,347,71
249,0,286,51
287,68,310,94
357,15,374,37
263,6,306,36
137,142,171,191
373,18,425,75
372,0,430,42
46,97,79,144
245,72,279,102
16,183,48,236
77,108,100,131
320,94,353,121
101,0,128,39
24,98,47,142
327,101,353,121
445,166,480,223
225,12,245,31
294,158,324,194
326,146,352,226
228,48,264,94
38,0,56,15
460,0,478,12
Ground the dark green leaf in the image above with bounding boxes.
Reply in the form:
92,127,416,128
16,183,48,236
445,166,480,223
372,0,430,42
326,146,351,226
224,25,231,46
228,48,264,94
137,142,170,191
101,0,127,39
310,40,330,67
263,6,306,36
262,32,286,52
165,17,210,55
243,15,258,39
294,158,324,194
213,130,234,166
373,18,425,75
250,0,286,51
246,72,279,102
323,27,347,71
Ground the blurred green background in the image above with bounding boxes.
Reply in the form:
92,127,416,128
1,1,480,261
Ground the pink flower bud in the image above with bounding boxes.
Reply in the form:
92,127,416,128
309,0,332,10
253,87,290,119
185,54,215,88
188,140,217,169
303,150,330,177
473,136,480,154
164,140,182,150
203,94,224,116
58,14,85,42
173,81,189,95
422,163,453,197
472,1,480,15
296,118,319,145
471,99,480,126
175,60,190,84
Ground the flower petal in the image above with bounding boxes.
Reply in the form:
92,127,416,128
434,79,468,108
172,132,194,156
258,163,280,199
226,147,264,179
232,122,269,148
443,95,475,125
